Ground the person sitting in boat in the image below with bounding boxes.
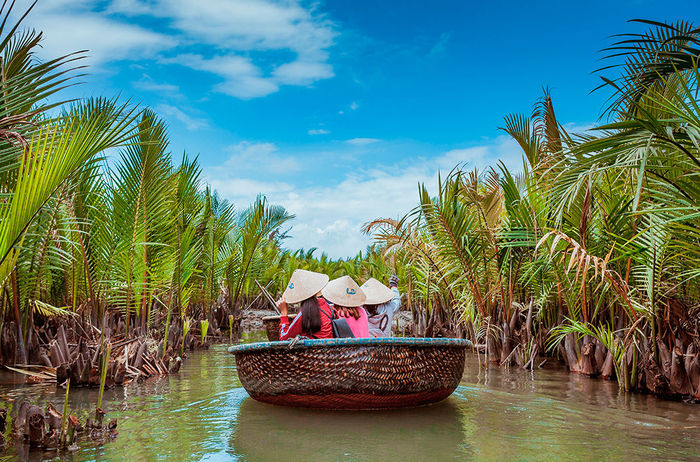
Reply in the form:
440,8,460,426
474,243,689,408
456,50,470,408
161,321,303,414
322,275,369,337
361,275,401,337
277,269,334,340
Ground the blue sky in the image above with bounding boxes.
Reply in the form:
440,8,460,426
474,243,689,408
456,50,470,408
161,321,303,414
22,0,699,257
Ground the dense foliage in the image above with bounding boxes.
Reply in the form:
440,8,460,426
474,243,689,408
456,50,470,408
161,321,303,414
362,20,700,395
0,2,293,364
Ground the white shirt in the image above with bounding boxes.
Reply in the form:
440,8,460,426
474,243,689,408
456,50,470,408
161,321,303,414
367,287,401,337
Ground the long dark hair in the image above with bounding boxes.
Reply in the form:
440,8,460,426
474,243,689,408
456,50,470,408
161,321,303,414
338,306,361,320
301,296,322,333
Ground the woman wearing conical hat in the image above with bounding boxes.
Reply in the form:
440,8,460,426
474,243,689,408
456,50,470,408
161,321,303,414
278,269,334,340
322,275,369,338
361,275,401,338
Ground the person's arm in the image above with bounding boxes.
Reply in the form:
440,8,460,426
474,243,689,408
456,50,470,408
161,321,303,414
385,287,401,316
386,274,401,316
278,299,302,340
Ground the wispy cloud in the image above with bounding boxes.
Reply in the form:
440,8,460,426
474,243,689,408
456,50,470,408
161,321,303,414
223,141,301,175
28,8,174,66
345,137,381,145
206,177,295,205
428,32,451,57
25,0,337,98
119,0,336,98
156,104,208,131
133,76,180,94
308,128,330,135
164,53,279,99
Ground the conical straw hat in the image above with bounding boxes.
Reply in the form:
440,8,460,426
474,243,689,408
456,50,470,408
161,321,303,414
322,276,367,308
322,275,367,307
282,269,329,304
360,278,394,305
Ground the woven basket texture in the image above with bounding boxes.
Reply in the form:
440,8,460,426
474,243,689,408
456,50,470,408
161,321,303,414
234,341,466,409
262,315,296,341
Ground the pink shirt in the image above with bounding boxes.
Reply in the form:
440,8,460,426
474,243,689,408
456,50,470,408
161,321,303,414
340,307,369,338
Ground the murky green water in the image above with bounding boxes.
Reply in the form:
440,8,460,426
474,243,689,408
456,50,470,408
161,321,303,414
0,333,699,461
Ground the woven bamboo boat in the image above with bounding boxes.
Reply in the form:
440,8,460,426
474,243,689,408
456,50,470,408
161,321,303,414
229,337,471,410
262,314,297,341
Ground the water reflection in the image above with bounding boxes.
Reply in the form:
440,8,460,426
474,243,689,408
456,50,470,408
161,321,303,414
231,398,469,461
457,356,700,460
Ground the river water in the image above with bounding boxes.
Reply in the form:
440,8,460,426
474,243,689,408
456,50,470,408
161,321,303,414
1,333,699,461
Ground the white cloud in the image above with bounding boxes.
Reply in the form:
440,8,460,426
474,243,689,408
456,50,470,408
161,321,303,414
139,0,335,53
223,141,301,175
345,138,381,145
205,135,525,258
23,0,337,98
308,128,330,135
134,77,180,94
273,60,334,86
116,0,336,98
437,137,523,173
350,101,359,111
165,53,279,99
28,10,174,66
428,32,451,57
206,177,295,206
156,104,208,131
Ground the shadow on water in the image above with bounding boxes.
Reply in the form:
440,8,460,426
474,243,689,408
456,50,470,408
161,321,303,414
229,397,470,461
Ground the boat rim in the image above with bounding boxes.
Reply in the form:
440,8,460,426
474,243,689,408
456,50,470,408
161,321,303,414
228,337,472,354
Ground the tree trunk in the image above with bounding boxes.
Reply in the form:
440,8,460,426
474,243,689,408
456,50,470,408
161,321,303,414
601,350,615,379
10,271,27,365
45,404,62,431
25,405,44,446
684,345,700,393
500,321,511,364
524,300,533,341
657,339,672,381
563,333,580,372
670,344,692,395
486,327,499,363
594,339,607,374
579,335,598,376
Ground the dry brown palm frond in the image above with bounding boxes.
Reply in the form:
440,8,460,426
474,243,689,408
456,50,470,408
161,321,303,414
363,216,461,308
362,217,411,255
457,168,504,233
578,184,592,249
362,217,402,237
480,168,504,231
536,230,637,319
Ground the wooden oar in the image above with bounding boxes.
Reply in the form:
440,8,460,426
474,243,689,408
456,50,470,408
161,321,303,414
255,279,280,314
244,279,273,311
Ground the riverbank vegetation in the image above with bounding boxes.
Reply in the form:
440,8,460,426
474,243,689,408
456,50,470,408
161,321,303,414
0,2,293,380
0,0,698,403
361,20,700,399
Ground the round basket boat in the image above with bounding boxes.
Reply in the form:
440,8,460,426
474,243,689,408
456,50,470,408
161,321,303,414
262,314,297,341
229,337,471,410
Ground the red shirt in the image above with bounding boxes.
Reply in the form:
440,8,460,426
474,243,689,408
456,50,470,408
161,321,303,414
279,298,334,340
